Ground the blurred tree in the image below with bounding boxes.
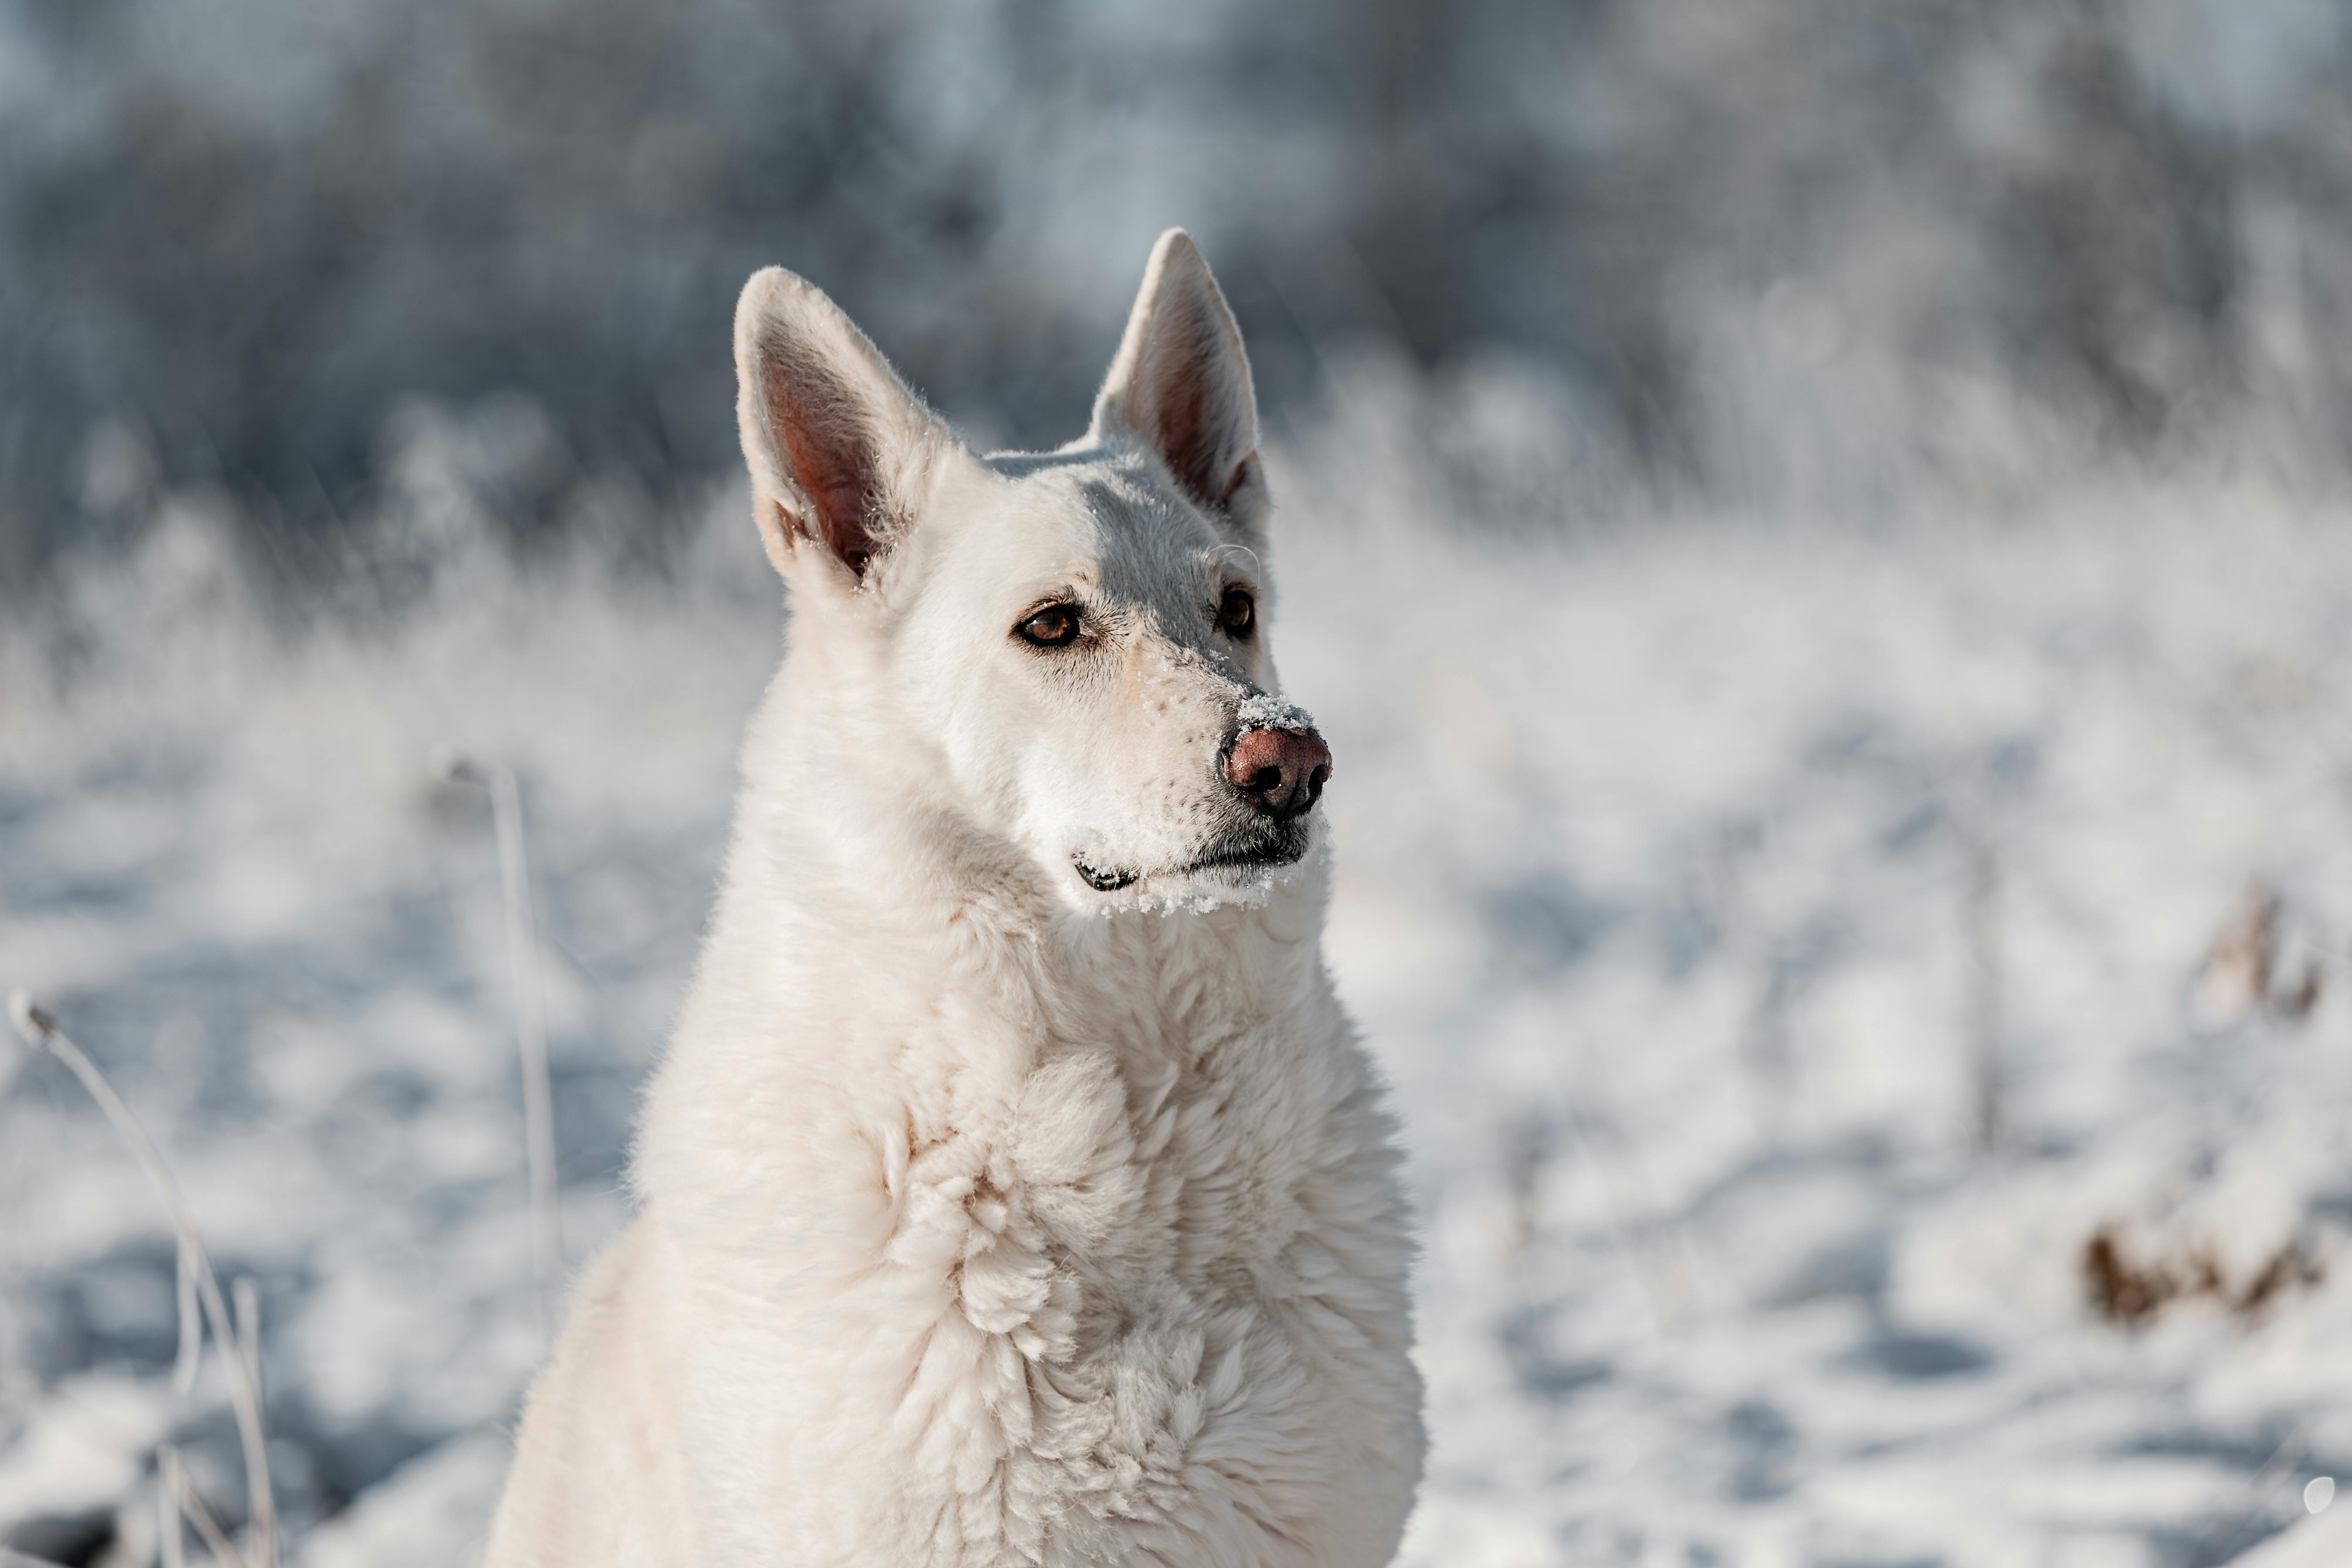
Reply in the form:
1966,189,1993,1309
1,0,2348,587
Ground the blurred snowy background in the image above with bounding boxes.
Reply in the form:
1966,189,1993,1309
10,1,2352,1564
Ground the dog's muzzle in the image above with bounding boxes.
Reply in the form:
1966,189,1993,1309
1070,723,1331,895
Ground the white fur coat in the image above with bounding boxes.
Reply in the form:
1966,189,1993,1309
482,230,1423,1567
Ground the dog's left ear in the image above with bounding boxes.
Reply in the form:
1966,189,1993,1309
1092,229,1267,537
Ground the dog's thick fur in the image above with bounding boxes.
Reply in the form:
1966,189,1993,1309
482,232,1423,1567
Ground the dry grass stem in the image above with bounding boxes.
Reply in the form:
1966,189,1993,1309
2082,1225,2325,1325
234,1278,263,1408
162,1445,250,1568
159,1450,188,1568
174,1240,201,1395
436,751,564,1342
6,991,277,1568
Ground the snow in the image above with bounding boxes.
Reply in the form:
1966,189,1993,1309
297,1432,506,1568
2233,1497,2352,1567
7,420,2352,1565
1235,692,1316,735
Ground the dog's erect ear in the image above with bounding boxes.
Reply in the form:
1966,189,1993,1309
734,267,949,584
1092,230,1266,529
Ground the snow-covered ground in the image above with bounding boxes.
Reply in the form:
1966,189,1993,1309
7,411,2352,1566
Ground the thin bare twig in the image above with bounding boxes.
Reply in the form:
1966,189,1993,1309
234,1277,263,1410
7,992,276,1568
1537,1030,1704,1341
158,1448,187,1568
173,1237,201,1396
162,1445,251,1568
2194,1423,2310,1562
436,751,563,1341
1962,829,2002,1153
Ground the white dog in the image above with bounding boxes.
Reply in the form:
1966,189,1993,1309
482,231,1423,1567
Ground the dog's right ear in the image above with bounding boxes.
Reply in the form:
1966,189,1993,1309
734,267,950,590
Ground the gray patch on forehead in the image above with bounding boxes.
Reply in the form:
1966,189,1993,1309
984,444,1215,547
983,443,1116,480
1075,475,1227,638
978,443,1235,641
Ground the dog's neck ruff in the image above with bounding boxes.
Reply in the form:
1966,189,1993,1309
617,668,1412,1567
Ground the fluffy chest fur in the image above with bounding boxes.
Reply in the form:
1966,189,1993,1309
622,791,1420,1566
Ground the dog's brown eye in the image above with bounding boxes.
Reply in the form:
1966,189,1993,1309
1017,605,1082,647
1218,587,1256,638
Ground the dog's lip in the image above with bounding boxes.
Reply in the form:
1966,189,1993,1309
1071,824,1310,894
1072,857,1139,892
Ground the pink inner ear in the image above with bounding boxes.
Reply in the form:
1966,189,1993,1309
763,342,881,575
1146,295,1236,510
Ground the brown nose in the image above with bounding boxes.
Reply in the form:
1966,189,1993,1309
1224,726,1333,820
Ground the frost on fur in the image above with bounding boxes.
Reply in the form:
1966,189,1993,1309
1096,854,1300,918
1236,691,1314,734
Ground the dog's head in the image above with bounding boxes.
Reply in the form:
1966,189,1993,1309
733,231,1329,913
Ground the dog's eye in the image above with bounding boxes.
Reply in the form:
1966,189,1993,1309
1218,587,1256,638
1017,605,1082,647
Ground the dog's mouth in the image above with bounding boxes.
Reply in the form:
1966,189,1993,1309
1072,819,1312,895
1073,858,1140,892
